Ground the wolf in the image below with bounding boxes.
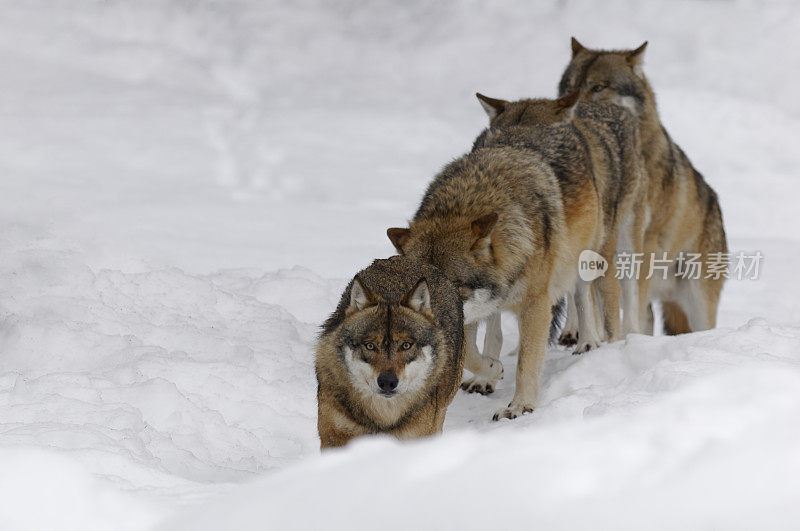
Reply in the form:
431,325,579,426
469,120,617,355
473,93,648,346
559,38,727,333
315,255,464,448
387,142,602,420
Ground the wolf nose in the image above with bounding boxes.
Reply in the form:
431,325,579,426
377,372,399,393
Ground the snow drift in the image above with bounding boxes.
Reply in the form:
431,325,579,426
166,324,800,530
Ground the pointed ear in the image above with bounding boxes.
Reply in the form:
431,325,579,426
387,227,410,254
404,280,431,315
556,89,580,110
476,93,509,120
471,213,498,239
349,278,374,311
626,41,648,65
571,37,586,57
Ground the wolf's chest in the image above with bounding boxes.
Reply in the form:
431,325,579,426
502,278,529,309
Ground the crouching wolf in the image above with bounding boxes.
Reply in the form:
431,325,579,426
559,38,727,333
316,256,464,448
388,143,601,420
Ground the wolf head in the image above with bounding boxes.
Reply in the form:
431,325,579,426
558,37,650,117
475,91,581,127
387,213,506,324
338,277,439,400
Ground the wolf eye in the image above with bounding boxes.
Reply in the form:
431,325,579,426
400,341,413,351
592,84,605,93
364,342,376,351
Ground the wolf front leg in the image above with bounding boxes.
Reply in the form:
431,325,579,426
317,402,357,449
483,312,503,362
461,320,503,395
492,295,551,420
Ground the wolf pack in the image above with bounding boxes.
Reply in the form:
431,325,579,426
315,39,727,448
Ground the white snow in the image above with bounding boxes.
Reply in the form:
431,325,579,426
1,1,800,529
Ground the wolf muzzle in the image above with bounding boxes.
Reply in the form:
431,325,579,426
377,371,399,395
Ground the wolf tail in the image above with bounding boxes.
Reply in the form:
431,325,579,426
662,301,691,335
548,297,567,345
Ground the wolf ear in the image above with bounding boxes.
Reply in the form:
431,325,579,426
571,37,586,57
556,89,581,110
387,227,410,254
626,41,648,65
349,278,375,311
476,93,509,120
471,213,498,240
404,280,431,315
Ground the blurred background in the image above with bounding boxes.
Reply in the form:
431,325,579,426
3,0,798,276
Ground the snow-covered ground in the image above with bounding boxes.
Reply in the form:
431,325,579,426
1,1,799,529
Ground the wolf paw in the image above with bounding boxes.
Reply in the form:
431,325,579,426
558,330,578,346
572,340,600,355
460,375,497,395
492,402,534,421
486,359,504,380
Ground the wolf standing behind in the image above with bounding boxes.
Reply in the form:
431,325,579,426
474,93,648,347
388,140,602,419
559,39,727,333
316,256,464,448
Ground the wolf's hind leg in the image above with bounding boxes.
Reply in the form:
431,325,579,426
558,292,579,346
644,302,655,335
662,300,691,335
675,277,720,332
